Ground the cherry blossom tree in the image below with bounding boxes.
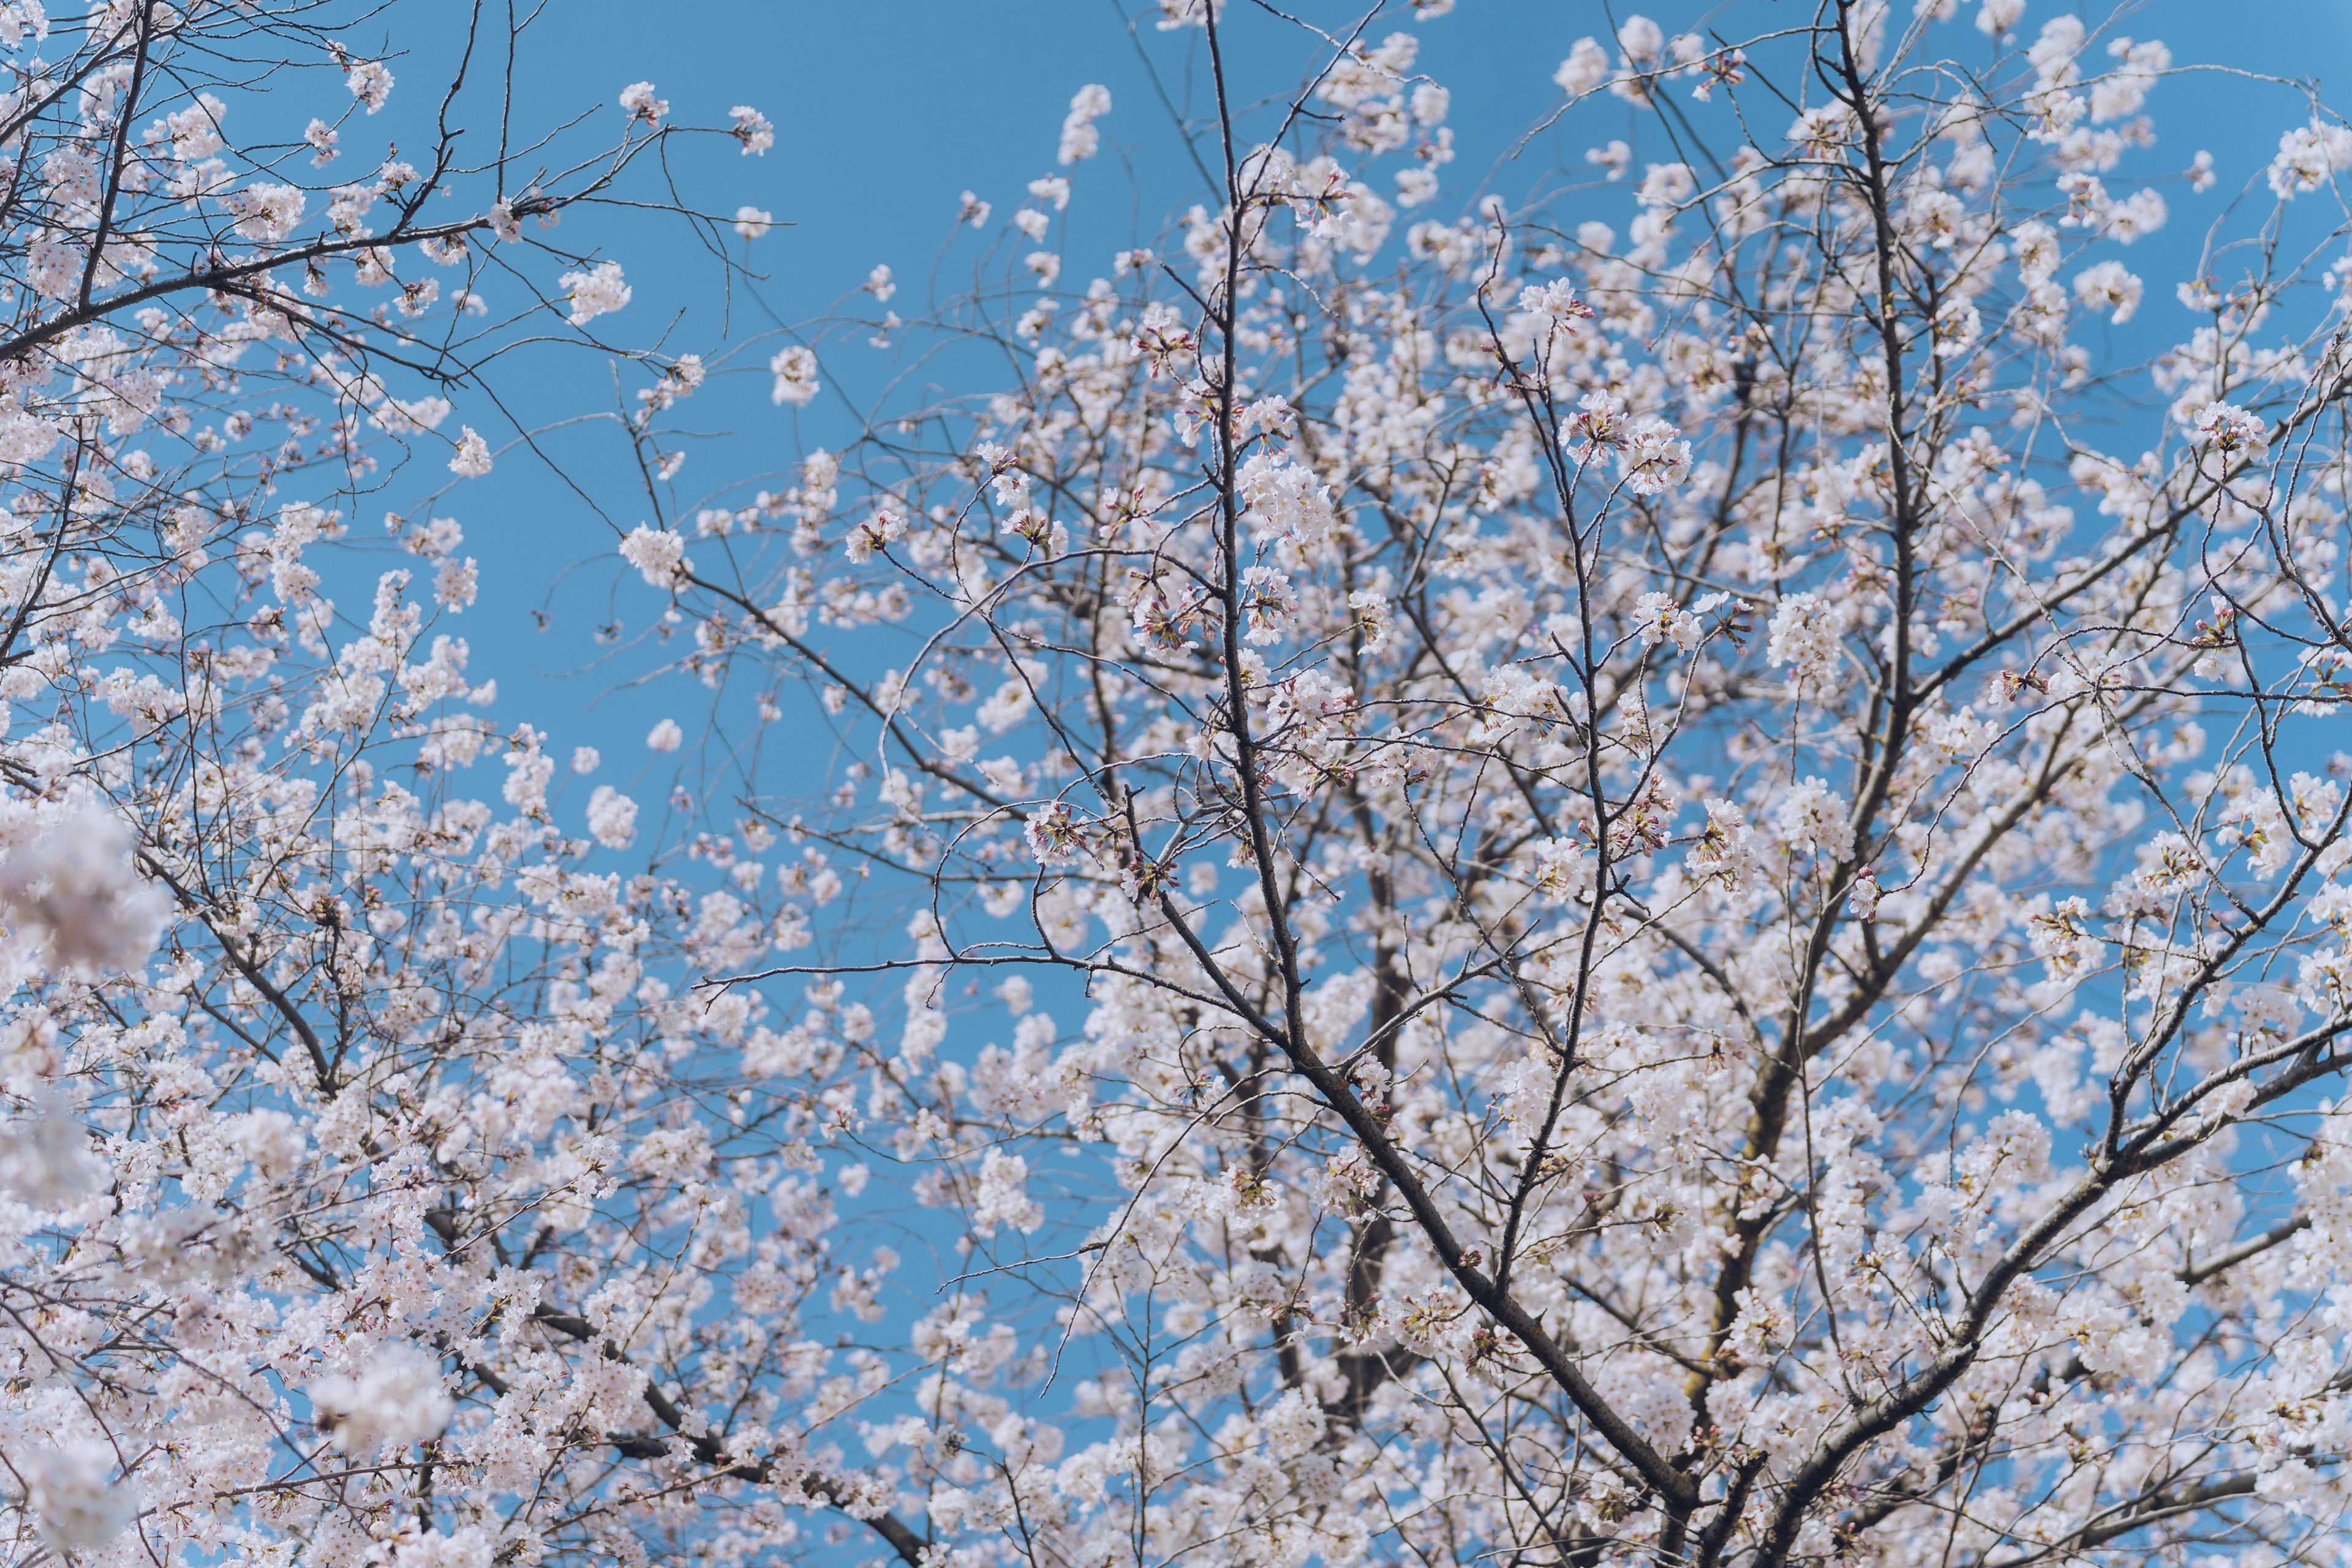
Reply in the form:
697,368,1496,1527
0,1,807,1566
629,6,2352,1568
17,4,2352,1568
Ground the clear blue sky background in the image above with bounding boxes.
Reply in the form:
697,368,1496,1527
349,2,2352,1520
348,0,2352,827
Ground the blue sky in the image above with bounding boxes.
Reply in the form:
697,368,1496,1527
356,0,2352,823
